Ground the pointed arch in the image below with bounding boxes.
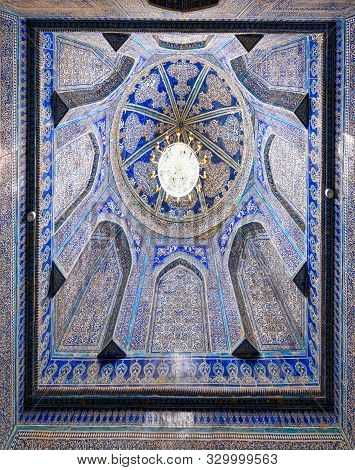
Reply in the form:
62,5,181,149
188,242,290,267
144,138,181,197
228,222,304,353
55,221,132,356
147,258,211,353
54,131,100,230
264,134,306,231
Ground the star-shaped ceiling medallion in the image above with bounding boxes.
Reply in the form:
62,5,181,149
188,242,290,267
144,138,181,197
110,56,254,237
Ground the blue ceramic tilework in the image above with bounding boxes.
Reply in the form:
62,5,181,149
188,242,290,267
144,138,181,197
127,65,172,114
256,120,268,190
119,110,168,162
93,116,107,190
34,29,321,388
218,196,260,254
191,68,241,113
162,58,205,106
0,11,18,448
1,15,351,450
38,32,55,369
153,245,208,269
250,38,307,93
35,31,321,394
115,56,250,223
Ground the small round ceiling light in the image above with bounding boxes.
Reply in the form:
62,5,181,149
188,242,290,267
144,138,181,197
158,142,200,199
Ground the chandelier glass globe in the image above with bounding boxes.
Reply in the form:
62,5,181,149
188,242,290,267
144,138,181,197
157,142,200,198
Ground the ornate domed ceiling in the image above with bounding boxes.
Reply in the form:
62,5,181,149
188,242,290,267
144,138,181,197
1,5,353,451
41,29,320,374
111,56,253,236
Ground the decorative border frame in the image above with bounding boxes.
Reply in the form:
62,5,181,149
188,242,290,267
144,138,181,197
22,20,335,410
1,13,352,449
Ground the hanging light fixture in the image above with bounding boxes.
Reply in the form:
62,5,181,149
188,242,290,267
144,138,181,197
149,131,208,205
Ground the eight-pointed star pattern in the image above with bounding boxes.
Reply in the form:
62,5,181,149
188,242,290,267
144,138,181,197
114,57,251,222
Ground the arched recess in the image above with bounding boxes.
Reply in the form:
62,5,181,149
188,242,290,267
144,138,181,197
55,221,132,356
147,258,211,353
228,222,304,354
54,131,100,230
264,134,307,231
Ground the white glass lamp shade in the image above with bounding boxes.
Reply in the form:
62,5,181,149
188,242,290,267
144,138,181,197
158,142,200,198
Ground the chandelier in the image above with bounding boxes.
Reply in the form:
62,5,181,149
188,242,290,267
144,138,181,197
149,131,208,206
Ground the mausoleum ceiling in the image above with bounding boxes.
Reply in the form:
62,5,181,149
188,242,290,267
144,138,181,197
0,1,353,449
1,9,350,448
34,28,320,397
110,55,253,236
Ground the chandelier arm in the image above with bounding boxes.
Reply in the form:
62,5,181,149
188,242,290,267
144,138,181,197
196,179,208,213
